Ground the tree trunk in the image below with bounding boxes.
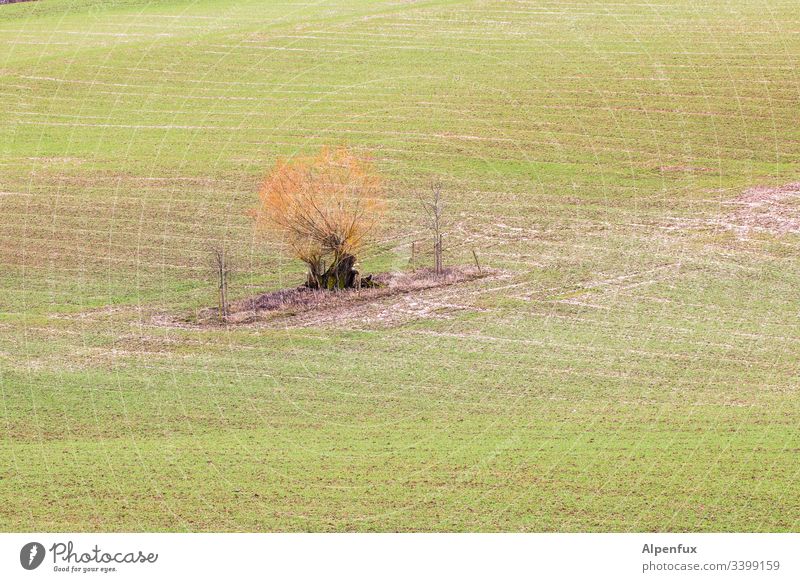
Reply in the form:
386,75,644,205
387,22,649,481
434,234,443,275
305,254,360,290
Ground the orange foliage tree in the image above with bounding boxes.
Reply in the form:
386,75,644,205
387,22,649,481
254,146,384,289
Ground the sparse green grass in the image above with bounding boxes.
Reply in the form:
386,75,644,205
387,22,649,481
1,0,799,531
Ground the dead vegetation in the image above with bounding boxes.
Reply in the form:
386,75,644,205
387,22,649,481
184,266,495,328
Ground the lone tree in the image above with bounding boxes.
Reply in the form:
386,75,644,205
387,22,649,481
419,179,445,276
209,245,231,322
254,146,384,290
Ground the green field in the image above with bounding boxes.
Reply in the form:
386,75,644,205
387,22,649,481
1,0,799,531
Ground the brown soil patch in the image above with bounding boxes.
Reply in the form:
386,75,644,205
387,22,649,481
177,267,496,329
720,182,800,237
664,182,800,240
658,165,714,174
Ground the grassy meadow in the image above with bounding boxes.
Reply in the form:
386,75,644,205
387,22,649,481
1,0,799,531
